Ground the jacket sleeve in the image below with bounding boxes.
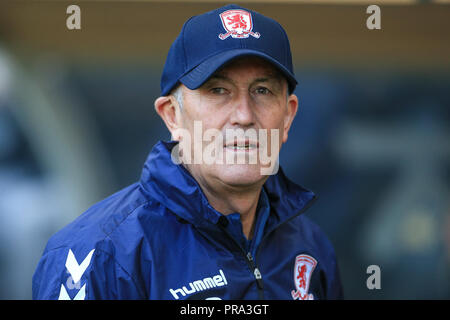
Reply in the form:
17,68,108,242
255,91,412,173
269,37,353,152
32,246,145,300
327,256,344,300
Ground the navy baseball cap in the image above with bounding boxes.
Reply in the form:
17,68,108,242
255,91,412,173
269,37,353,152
160,4,297,96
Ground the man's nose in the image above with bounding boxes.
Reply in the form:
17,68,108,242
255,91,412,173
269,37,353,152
229,93,255,127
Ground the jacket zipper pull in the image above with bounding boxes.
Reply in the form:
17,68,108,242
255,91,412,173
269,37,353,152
247,252,264,290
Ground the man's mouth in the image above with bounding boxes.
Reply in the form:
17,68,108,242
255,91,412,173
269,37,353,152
224,139,259,151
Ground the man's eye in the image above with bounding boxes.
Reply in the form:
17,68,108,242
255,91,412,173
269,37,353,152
210,87,227,94
255,87,271,95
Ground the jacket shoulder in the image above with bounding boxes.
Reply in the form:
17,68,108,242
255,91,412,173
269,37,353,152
43,182,150,253
33,182,153,299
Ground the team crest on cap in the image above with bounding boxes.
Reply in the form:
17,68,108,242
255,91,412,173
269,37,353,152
218,9,261,40
291,254,317,300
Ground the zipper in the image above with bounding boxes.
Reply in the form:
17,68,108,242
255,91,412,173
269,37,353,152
213,194,316,300
217,222,265,299
246,252,264,299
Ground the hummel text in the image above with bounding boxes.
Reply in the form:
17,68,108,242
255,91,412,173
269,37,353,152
169,269,227,299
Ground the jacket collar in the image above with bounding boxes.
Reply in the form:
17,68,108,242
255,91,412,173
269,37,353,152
139,140,316,227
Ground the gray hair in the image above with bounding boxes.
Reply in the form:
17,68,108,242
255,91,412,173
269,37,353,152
170,85,183,112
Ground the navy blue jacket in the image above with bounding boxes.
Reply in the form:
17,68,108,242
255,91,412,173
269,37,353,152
32,141,343,300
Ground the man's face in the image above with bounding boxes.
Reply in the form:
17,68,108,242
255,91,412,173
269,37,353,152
175,56,298,190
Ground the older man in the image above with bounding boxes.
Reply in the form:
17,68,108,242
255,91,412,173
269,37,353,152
33,4,343,300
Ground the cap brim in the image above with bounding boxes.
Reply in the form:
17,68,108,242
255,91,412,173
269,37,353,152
179,49,297,94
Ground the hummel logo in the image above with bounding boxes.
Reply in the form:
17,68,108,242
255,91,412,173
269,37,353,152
169,269,227,300
65,249,95,283
58,249,95,300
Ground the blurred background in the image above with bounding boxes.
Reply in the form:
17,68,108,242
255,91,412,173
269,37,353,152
0,0,449,299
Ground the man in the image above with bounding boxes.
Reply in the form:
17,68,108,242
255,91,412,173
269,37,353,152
33,4,343,300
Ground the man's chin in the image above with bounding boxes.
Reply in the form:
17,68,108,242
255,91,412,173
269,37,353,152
215,164,267,187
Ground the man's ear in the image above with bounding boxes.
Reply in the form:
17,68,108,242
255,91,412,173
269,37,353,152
154,95,182,139
282,94,299,144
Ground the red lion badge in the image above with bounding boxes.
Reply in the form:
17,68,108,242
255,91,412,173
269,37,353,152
291,254,317,300
218,9,261,40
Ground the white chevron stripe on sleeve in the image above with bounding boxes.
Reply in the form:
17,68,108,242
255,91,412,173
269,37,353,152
58,284,87,300
65,249,95,284
58,284,70,300
73,284,86,300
